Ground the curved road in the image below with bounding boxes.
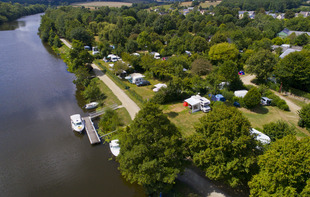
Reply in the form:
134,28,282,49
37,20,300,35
240,74,301,114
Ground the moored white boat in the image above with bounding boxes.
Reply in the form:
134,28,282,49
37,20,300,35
70,114,84,133
84,102,99,109
109,139,120,156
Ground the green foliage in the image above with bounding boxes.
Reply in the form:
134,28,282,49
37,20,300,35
243,87,261,109
262,120,296,141
295,33,309,46
249,136,310,196
298,103,310,129
263,90,290,111
209,43,239,63
82,80,104,102
276,50,310,92
98,108,120,134
190,58,212,76
188,105,258,188
73,66,91,88
117,102,186,194
218,60,239,83
246,49,277,82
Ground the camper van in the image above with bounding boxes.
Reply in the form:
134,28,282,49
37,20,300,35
184,95,211,113
261,97,272,106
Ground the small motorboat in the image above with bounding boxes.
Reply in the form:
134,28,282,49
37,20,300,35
84,102,99,109
109,139,120,156
70,114,84,133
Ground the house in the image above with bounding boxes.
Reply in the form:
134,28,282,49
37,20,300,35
184,95,211,113
153,83,167,92
296,11,309,18
277,13,285,20
239,11,255,19
278,28,310,38
234,90,248,98
125,73,145,84
250,128,271,145
280,48,301,58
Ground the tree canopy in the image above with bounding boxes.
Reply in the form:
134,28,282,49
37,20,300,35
187,105,258,188
117,102,186,194
249,135,310,196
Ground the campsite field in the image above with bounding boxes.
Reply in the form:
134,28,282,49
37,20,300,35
71,1,133,8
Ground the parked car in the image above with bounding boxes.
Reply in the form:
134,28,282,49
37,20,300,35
261,97,272,106
136,80,150,86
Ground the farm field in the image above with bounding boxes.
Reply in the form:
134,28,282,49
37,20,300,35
71,1,132,8
181,1,221,8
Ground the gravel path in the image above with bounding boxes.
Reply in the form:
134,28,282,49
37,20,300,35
60,39,140,119
240,74,301,114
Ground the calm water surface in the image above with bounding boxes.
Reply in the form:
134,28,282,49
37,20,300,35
0,14,145,197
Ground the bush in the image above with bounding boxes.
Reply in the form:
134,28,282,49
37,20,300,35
243,87,261,109
82,80,104,101
263,120,296,141
221,89,234,101
98,108,120,134
298,103,310,129
264,90,290,111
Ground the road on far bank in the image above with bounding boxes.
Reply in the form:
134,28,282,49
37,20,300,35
60,39,140,120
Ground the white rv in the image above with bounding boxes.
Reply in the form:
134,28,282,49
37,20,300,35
184,95,211,113
125,73,145,84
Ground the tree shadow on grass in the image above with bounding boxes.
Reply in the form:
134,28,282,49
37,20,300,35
249,106,269,114
166,112,179,118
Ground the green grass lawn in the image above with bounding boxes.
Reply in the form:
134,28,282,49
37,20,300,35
162,103,206,137
95,78,122,106
239,106,309,138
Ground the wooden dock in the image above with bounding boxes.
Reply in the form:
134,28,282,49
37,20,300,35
83,117,101,145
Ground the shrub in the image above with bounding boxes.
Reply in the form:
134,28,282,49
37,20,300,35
221,89,234,101
98,108,120,134
243,87,261,109
298,104,310,129
264,90,290,111
263,120,296,141
82,80,104,101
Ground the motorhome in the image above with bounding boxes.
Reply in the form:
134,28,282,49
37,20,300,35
184,95,211,113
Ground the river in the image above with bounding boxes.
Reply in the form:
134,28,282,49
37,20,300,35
0,14,145,197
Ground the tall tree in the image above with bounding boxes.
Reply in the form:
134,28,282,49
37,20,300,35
117,103,186,194
246,49,277,82
249,136,310,196
209,42,239,63
187,105,258,188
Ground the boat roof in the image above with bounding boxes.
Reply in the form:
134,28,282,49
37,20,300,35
70,114,82,123
110,139,119,147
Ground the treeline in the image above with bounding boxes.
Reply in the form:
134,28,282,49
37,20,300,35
219,0,303,12
0,0,157,5
0,2,46,24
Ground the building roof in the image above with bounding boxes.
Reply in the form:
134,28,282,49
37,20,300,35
280,48,301,58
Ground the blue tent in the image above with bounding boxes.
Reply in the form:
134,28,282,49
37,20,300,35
215,94,226,102
238,70,245,75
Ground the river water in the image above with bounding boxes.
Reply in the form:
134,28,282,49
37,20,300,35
0,14,145,197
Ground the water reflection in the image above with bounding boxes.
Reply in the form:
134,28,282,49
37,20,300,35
0,20,25,31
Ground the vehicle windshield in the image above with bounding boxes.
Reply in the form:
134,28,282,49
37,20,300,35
74,121,82,126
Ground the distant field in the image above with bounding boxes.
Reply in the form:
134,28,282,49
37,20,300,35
181,1,221,8
71,1,132,8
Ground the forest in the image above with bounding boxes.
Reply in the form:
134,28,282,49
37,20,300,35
0,2,46,24
37,2,310,196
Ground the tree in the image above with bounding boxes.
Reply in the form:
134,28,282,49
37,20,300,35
137,31,151,50
276,50,310,92
218,60,239,83
191,36,208,53
70,27,93,46
246,49,277,82
285,10,295,19
249,136,310,196
113,61,129,76
82,80,104,101
191,58,212,76
262,120,296,141
187,105,258,188
98,108,120,133
117,102,186,194
295,33,309,46
298,103,310,129
243,87,261,109
209,43,239,63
